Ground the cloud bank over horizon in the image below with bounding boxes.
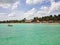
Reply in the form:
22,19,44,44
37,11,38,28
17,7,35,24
0,0,60,21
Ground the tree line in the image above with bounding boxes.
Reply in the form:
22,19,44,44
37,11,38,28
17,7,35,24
32,14,60,23
0,14,60,23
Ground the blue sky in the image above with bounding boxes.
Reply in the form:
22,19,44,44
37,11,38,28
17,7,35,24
0,0,60,21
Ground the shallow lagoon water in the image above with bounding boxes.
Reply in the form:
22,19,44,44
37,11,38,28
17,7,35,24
0,23,60,45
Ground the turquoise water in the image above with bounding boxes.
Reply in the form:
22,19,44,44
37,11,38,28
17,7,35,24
0,23,60,45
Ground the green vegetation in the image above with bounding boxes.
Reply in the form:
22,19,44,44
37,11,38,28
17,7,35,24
0,14,60,23
32,14,60,23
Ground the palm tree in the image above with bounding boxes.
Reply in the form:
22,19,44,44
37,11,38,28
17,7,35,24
21,18,26,22
57,14,60,20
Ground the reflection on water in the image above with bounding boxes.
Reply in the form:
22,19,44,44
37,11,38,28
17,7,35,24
0,23,60,45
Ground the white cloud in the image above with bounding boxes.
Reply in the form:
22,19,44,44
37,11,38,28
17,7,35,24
0,0,18,3
0,13,7,21
49,1,60,14
8,12,15,17
0,0,60,21
40,6,49,11
50,0,55,3
26,0,59,5
36,6,49,16
0,13,6,15
24,8,37,19
7,8,37,20
12,1,20,10
26,0,44,4
0,3,11,8
26,0,60,17
7,10,25,20
24,7,49,19
0,1,20,9
26,0,54,4
24,8,37,16
0,11,24,21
